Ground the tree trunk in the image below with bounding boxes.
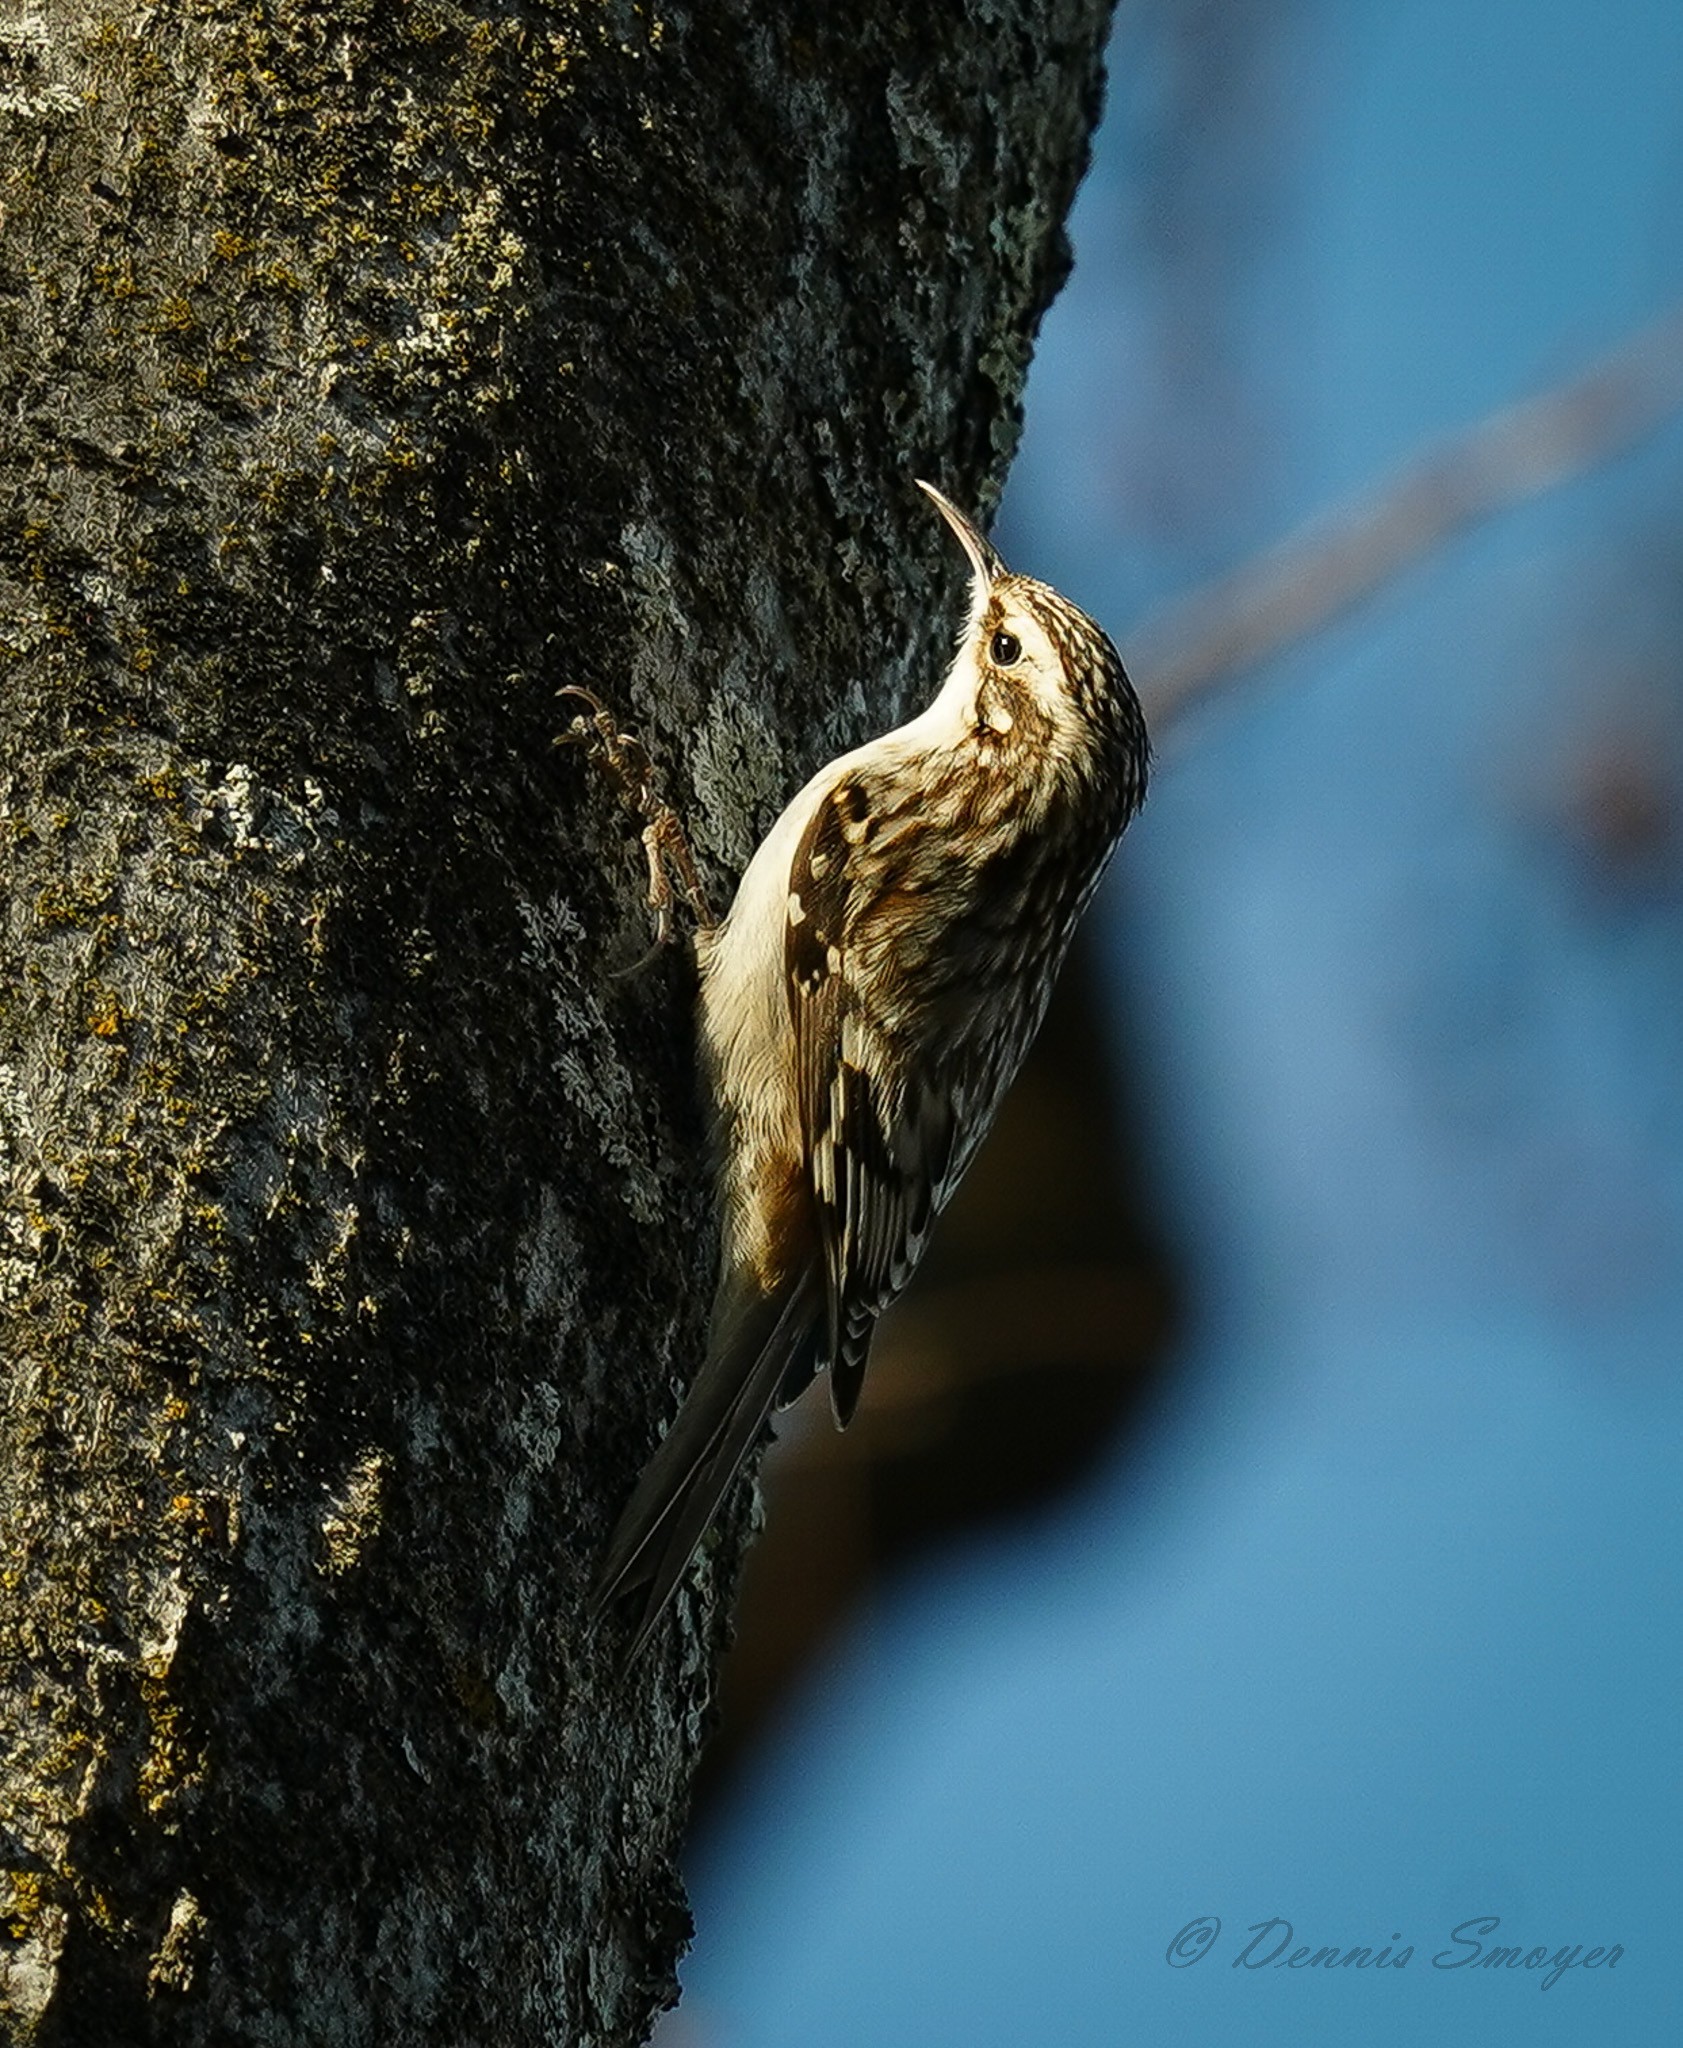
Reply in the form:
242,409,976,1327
0,2,1113,2039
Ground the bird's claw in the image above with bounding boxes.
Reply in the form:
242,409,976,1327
555,687,716,954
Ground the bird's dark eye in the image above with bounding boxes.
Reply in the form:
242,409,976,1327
990,629,1022,666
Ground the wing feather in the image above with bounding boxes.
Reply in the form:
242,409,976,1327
785,775,960,1426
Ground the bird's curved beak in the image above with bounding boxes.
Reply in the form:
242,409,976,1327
916,479,1006,592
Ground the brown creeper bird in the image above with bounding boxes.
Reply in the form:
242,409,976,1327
594,482,1149,1660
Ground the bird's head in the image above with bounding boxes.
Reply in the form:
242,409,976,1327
916,479,1148,807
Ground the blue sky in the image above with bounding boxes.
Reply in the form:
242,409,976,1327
679,6,1683,2043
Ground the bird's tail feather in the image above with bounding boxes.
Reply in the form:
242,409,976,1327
594,1264,821,1664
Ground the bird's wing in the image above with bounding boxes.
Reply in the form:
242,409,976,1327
786,772,960,1425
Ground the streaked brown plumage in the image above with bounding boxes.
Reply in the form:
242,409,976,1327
595,482,1149,1660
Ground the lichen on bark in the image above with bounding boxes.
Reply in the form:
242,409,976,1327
0,1,1115,2039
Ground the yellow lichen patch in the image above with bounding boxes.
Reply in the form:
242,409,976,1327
148,1890,205,1995
3,1870,46,1942
138,1633,202,1814
83,1886,119,1935
319,1446,386,1575
85,987,124,1037
90,258,145,302
165,1490,230,1547
36,1726,93,1791
137,1682,180,1788
35,875,113,927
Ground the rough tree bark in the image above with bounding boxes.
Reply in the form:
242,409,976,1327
0,2,1113,2040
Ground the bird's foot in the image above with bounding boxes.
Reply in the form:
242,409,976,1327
555,687,716,967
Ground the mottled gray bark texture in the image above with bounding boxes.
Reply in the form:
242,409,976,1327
0,1,1113,2040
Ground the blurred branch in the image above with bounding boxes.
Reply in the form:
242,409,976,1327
1134,303,1683,729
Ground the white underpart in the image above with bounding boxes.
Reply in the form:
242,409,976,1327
697,576,1085,1281
698,635,977,1265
